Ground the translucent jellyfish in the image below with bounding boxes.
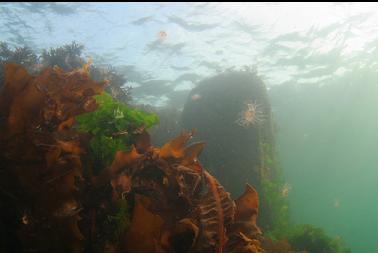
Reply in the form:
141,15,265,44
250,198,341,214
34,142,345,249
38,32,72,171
281,182,292,198
235,100,265,128
333,199,340,208
191,93,202,101
157,30,167,42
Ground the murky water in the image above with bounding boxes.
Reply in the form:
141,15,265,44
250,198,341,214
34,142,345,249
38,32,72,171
1,2,378,253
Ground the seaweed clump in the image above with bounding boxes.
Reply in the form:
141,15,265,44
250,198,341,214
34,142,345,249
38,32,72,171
287,224,351,253
259,142,290,237
0,62,106,253
41,41,84,71
75,91,158,173
40,42,133,102
0,61,268,253
0,62,158,253
0,42,38,85
0,41,133,103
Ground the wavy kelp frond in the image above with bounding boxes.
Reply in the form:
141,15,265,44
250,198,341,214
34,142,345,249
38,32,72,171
159,129,197,159
234,184,260,226
225,184,263,253
75,92,158,172
189,171,235,253
180,141,206,167
123,195,165,253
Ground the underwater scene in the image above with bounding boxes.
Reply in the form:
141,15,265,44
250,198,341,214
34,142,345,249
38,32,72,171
1,2,378,253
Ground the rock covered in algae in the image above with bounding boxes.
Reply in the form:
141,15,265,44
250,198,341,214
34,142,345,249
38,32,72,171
181,70,282,230
182,70,274,196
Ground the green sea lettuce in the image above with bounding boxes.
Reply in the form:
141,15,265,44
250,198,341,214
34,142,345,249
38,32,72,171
75,92,159,172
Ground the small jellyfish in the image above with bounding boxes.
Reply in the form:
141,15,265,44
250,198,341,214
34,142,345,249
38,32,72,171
191,93,202,101
157,30,168,42
235,100,265,128
281,183,291,198
333,199,340,208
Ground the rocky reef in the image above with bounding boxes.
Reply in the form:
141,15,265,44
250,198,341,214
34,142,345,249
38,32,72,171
181,70,287,233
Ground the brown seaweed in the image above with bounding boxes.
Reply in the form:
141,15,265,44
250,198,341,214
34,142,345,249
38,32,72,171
0,62,280,253
113,129,272,253
225,184,263,253
0,62,106,253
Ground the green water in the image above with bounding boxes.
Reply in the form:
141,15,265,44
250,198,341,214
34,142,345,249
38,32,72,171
2,2,378,252
270,69,378,253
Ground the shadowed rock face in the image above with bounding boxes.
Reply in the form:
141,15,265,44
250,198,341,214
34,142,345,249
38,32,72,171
181,70,276,227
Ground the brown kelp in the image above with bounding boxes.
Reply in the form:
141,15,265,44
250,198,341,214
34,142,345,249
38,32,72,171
0,62,106,253
0,62,294,253
0,42,38,87
107,129,265,253
0,41,132,103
